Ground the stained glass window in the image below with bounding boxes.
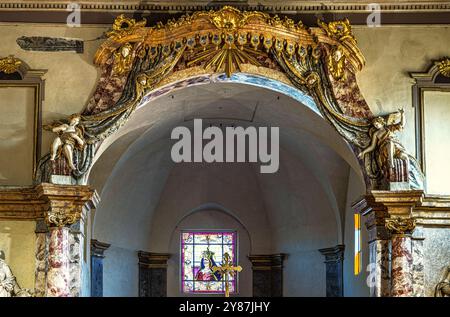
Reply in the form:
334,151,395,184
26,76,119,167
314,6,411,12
181,231,237,294
354,213,362,275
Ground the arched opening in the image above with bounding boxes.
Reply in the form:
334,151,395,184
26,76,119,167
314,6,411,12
88,78,368,296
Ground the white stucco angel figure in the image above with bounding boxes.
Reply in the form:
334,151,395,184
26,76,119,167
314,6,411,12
46,114,85,170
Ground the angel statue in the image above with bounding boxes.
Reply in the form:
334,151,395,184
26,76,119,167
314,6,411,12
46,114,85,171
358,109,423,189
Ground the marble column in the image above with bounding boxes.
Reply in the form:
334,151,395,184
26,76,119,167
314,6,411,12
36,183,97,297
90,239,110,297
248,254,287,297
319,245,345,297
47,226,71,297
386,217,416,297
138,251,171,297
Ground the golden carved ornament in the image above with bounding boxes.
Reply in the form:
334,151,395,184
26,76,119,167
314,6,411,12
46,207,80,227
318,18,354,42
438,58,450,78
327,46,346,80
113,43,134,75
94,14,147,66
0,55,22,74
317,18,365,75
385,217,416,235
94,7,365,78
107,14,147,39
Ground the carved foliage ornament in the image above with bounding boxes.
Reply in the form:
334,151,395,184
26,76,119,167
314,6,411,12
438,58,450,78
0,55,22,74
385,217,416,235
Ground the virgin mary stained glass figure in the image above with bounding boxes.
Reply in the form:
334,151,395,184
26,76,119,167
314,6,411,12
195,248,222,282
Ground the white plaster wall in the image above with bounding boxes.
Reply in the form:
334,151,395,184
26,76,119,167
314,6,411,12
103,245,139,297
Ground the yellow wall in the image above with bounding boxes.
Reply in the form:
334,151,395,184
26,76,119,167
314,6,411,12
0,220,36,289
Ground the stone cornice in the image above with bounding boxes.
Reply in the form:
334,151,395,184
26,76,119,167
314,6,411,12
1,1,449,13
138,251,171,269
91,239,111,257
0,1,449,25
0,183,97,227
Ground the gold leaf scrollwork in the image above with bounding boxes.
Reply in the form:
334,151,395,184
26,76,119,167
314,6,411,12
113,43,134,75
0,55,22,74
318,18,355,42
385,217,416,235
108,14,147,39
46,208,81,227
327,46,346,80
438,58,450,78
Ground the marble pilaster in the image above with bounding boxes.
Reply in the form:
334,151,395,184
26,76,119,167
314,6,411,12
318,246,345,297
90,239,110,297
248,254,287,297
34,219,49,297
411,228,425,297
138,251,170,297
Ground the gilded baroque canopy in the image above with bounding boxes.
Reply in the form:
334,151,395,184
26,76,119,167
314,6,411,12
38,6,424,191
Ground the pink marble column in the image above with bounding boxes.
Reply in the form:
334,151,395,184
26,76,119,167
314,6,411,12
46,226,71,297
391,234,413,297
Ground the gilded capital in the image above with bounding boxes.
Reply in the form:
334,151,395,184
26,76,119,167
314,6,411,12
385,217,416,235
36,183,96,228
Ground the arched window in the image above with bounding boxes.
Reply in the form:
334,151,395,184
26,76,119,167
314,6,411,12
181,231,237,294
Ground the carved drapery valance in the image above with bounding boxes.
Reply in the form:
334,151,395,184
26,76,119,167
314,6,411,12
37,6,424,191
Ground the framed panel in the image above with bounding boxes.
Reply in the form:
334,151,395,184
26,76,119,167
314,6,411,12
0,56,45,185
410,58,450,194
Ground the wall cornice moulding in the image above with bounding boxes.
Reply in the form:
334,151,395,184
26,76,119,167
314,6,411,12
0,1,449,25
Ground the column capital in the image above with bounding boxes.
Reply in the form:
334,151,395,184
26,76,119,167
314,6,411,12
91,239,111,258
35,183,97,227
138,251,171,269
318,245,345,263
385,217,416,235
353,190,423,241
